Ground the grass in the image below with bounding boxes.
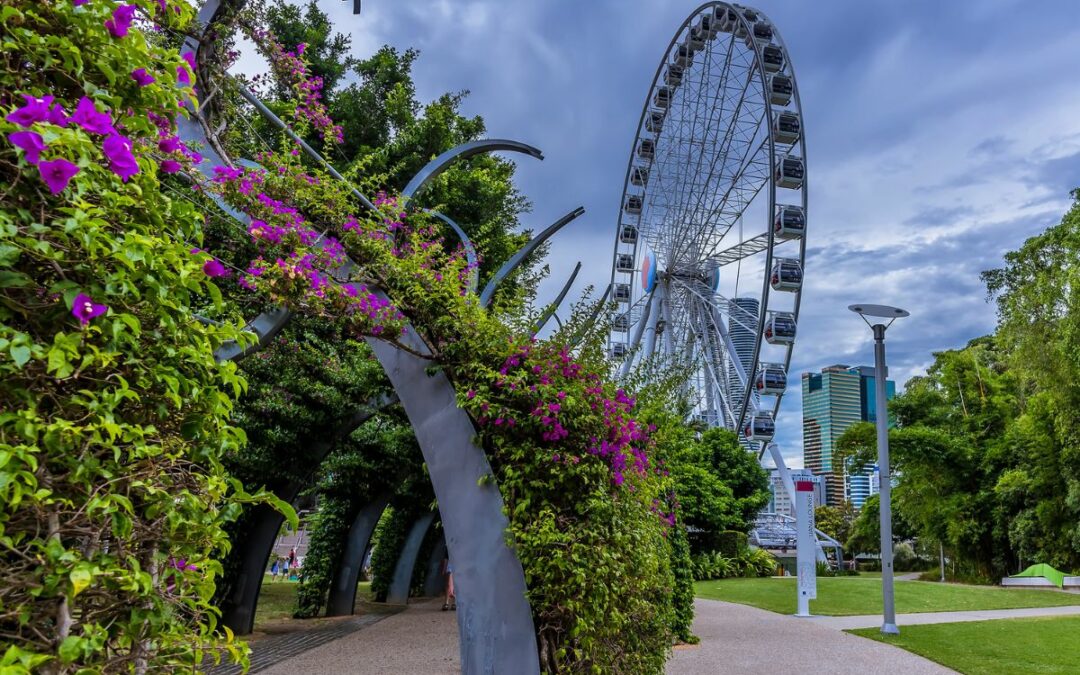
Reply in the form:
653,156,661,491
694,577,1080,616
849,616,1080,674
254,580,372,628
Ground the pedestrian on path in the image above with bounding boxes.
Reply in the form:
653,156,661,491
441,557,456,611
270,558,280,582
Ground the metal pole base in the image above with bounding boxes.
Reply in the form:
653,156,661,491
795,597,812,618
881,623,900,635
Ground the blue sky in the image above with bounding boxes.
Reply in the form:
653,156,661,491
268,0,1080,466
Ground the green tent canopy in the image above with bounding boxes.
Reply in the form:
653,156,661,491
1010,563,1067,588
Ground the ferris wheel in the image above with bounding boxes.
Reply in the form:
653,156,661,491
608,3,807,452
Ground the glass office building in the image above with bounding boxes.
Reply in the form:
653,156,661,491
802,365,894,508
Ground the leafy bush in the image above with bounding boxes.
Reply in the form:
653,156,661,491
0,1,289,669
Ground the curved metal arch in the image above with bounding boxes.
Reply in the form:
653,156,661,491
427,210,480,294
479,206,586,308
190,5,541,670
533,262,581,335
423,531,449,597
219,392,396,633
326,493,392,616
402,139,544,201
386,512,437,604
366,320,539,672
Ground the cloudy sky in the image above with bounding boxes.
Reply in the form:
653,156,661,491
265,0,1080,466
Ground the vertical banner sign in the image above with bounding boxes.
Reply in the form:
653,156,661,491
795,480,817,616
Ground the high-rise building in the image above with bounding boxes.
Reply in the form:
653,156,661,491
802,365,894,508
727,297,759,431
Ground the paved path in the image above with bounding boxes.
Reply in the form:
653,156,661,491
810,603,1080,630
667,599,954,674
208,611,399,675
260,598,460,674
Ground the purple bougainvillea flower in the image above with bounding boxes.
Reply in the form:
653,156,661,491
131,68,155,87
103,134,139,182
38,158,80,194
5,94,53,127
176,52,196,86
157,135,180,153
47,104,69,127
202,259,229,278
8,131,45,165
160,159,181,174
70,97,114,135
71,293,107,325
73,0,89,5
105,4,137,38
296,43,306,55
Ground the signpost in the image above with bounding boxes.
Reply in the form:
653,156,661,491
795,479,817,617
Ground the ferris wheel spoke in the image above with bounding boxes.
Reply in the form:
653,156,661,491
663,33,743,263
673,58,765,262
709,231,772,266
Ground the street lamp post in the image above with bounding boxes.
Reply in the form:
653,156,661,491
849,303,908,636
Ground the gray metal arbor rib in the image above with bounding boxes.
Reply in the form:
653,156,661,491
386,512,437,604
219,394,396,634
533,262,581,335
189,4,542,670
326,493,392,616
402,139,544,200
427,210,480,294
367,320,539,673
423,532,449,597
480,206,586,307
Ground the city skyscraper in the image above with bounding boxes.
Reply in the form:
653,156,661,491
801,364,895,508
727,297,759,429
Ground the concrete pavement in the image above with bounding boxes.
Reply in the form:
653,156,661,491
809,603,1080,631
666,599,954,674
259,598,459,674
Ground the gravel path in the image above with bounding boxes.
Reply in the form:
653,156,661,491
667,599,954,674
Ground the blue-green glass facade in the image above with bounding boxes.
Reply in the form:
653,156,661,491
802,365,894,507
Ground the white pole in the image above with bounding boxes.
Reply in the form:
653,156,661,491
795,479,816,617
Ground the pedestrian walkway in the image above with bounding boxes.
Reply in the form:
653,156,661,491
208,610,401,675
809,603,1080,631
256,597,966,674
667,599,953,674
259,598,459,674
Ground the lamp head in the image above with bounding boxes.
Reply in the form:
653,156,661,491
848,304,909,318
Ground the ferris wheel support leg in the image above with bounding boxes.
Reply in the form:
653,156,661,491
620,292,654,377
662,280,675,358
766,443,797,506
709,303,749,387
643,284,665,361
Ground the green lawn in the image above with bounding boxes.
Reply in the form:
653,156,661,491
849,616,1080,674
254,581,372,627
695,577,1080,616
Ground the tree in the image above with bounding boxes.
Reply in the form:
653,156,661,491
661,426,770,553
815,503,855,545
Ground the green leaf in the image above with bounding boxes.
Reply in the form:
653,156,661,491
70,566,93,597
10,345,31,367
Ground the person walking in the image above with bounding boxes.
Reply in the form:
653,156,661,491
270,557,280,582
441,557,456,611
